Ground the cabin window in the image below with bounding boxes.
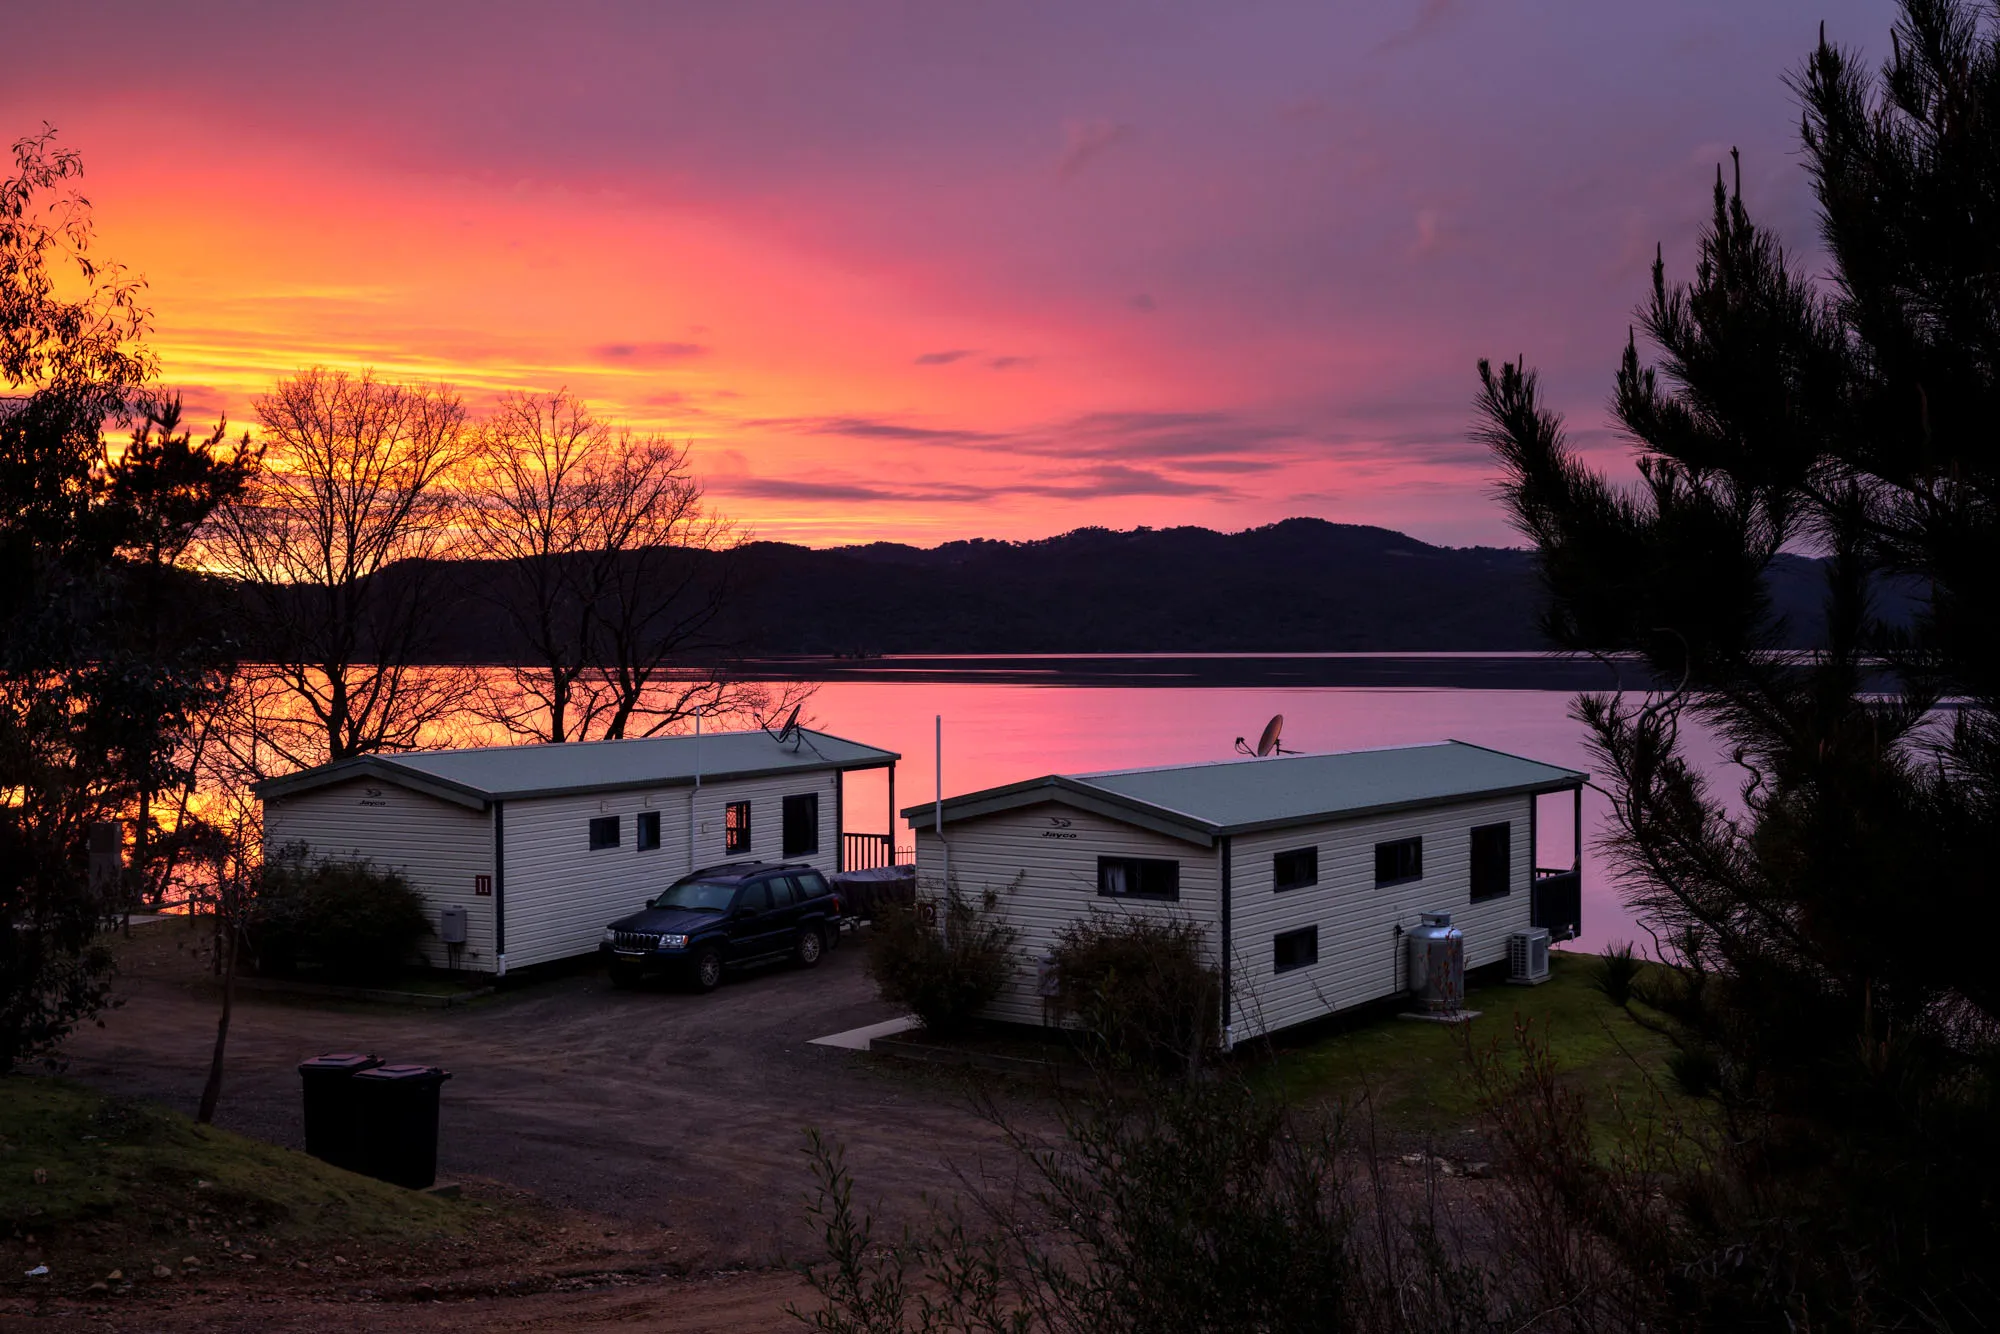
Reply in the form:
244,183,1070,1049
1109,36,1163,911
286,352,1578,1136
1374,836,1422,886
636,810,661,851
1273,846,1318,891
1097,856,1179,902
782,793,820,856
1273,926,1319,974
1470,822,1511,902
724,801,752,854
588,815,619,851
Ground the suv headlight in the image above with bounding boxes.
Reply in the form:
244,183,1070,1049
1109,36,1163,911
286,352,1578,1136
600,928,616,945
656,933,689,950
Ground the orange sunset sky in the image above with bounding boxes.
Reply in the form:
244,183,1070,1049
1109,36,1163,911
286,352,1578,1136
6,1,1892,547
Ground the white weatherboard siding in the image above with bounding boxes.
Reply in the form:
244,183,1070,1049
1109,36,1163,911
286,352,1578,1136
686,770,842,875
916,802,1220,1026
500,769,843,969
1228,795,1536,1038
260,778,495,969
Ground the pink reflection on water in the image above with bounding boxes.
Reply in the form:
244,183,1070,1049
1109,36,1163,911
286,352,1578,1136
807,682,1716,956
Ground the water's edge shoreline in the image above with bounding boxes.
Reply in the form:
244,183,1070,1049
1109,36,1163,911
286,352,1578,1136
400,654,1653,691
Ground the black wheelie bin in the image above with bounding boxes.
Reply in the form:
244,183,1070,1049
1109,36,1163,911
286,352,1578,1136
297,1053,382,1172
351,1064,453,1189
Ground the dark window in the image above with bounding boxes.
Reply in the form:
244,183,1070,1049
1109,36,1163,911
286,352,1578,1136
1097,857,1179,902
767,875,800,908
636,810,661,851
1273,846,1318,891
725,801,751,854
735,882,771,913
797,870,829,899
1273,926,1319,974
1470,822,1511,902
588,815,619,850
1375,837,1422,886
782,792,820,856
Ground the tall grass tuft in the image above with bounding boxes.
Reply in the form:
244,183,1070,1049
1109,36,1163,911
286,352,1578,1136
1592,941,1641,1008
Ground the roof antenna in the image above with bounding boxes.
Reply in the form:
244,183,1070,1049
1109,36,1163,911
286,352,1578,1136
1234,714,1292,757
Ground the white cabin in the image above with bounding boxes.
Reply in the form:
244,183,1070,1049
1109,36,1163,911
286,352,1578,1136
255,728,900,975
904,741,1584,1044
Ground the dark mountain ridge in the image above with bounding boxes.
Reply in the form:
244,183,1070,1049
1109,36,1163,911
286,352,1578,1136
392,517,1849,659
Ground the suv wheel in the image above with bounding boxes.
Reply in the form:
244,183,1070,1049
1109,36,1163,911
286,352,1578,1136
794,925,824,968
691,945,725,993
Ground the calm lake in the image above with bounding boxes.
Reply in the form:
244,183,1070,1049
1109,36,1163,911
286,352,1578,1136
781,656,1667,955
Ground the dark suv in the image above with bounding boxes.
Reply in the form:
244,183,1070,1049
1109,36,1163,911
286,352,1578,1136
599,861,842,992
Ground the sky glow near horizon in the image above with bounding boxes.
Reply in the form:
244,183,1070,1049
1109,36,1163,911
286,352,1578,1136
7,1,1895,549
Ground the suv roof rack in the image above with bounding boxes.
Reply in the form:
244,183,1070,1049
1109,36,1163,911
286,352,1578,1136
683,860,819,883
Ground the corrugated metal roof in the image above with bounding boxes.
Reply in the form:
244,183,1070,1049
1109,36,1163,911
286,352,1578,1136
254,727,898,808
905,741,1584,842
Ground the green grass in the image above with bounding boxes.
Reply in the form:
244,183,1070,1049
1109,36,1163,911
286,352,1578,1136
1254,951,1682,1141
0,1075,469,1266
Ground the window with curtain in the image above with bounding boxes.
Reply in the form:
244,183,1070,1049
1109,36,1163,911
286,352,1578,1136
1097,856,1179,901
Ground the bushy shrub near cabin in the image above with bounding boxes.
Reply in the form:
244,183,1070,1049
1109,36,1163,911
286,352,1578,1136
1049,914,1219,1072
245,845,432,983
864,885,1017,1036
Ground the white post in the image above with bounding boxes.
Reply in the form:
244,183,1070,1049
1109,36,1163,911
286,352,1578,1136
688,712,703,873
935,713,947,888
935,714,949,946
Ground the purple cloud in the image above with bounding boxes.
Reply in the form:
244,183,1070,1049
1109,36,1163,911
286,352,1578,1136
592,342,709,364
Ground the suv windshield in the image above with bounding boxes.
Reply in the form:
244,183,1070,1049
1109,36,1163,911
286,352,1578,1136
650,880,738,912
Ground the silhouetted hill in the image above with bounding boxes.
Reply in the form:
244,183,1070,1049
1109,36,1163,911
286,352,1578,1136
397,518,1858,659
722,520,1539,653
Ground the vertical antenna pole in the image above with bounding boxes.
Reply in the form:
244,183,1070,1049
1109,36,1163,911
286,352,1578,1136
936,714,949,947
935,714,947,888
689,712,703,872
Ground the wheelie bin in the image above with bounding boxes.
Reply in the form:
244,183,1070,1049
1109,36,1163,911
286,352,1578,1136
296,1053,382,1172
351,1064,453,1189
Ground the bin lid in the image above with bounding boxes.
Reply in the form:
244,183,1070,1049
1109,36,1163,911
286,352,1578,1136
353,1063,452,1083
298,1053,380,1073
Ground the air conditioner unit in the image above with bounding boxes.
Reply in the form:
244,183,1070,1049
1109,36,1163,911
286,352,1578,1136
1507,928,1551,985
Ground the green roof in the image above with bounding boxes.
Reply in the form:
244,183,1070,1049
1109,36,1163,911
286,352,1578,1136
254,728,898,810
904,741,1584,845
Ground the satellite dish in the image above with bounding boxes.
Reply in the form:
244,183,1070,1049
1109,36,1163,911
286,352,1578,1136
763,703,806,748
1233,714,1289,757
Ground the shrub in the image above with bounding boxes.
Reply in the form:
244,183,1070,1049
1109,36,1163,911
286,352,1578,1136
1592,941,1641,1007
1665,1045,1721,1100
797,1075,1365,1334
864,885,1017,1036
1049,914,1219,1071
245,845,432,983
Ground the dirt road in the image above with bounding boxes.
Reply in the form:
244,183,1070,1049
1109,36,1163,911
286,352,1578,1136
56,930,1015,1266
17,1266,822,1333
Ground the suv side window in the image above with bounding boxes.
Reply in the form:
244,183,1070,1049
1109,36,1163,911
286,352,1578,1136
766,876,799,908
796,871,829,899
736,882,771,913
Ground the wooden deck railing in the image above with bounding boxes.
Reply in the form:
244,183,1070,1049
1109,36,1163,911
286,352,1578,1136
842,832,913,871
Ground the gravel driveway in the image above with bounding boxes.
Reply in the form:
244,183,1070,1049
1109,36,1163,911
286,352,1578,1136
57,926,1013,1265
